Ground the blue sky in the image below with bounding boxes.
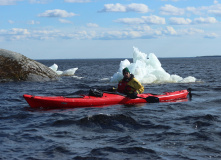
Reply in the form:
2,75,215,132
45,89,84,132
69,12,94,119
0,0,221,59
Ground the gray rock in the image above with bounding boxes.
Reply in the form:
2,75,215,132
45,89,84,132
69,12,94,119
0,49,58,82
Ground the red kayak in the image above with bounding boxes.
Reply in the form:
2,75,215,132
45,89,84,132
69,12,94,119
23,89,190,109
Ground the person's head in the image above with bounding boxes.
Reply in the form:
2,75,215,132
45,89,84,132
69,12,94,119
122,67,130,79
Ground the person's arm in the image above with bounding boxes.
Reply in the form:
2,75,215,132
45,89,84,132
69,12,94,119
131,78,144,94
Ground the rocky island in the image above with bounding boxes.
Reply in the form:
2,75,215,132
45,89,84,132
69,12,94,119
0,49,58,82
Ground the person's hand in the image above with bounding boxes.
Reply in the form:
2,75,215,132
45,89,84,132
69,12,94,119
127,92,138,99
106,87,116,92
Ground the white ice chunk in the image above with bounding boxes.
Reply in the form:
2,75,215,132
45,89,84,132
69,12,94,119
49,63,78,76
180,76,196,83
62,68,78,76
110,47,196,84
56,71,63,75
49,63,58,72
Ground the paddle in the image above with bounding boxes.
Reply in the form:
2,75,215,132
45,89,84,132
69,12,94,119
94,87,191,103
187,88,192,100
100,89,160,103
141,96,160,103
90,86,159,103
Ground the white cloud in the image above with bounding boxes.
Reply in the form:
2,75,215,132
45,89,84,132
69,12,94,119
208,9,221,16
169,17,192,25
87,23,99,27
0,24,215,42
32,30,59,34
186,7,203,16
0,0,22,5
102,31,128,39
208,4,221,16
64,31,96,40
128,31,144,38
0,28,30,41
0,28,60,41
204,33,219,38
142,15,166,25
0,29,7,35
38,9,78,18
186,3,221,17
8,20,15,24
31,29,62,40
9,28,30,35
101,3,126,12
64,0,91,3
133,25,152,31
115,15,165,25
29,0,52,4
214,0,219,4
179,28,204,35
59,19,73,24
133,25,162,37
100,3,149,13
164,26,177,35
27,20,40,25
115,18,145,25
127,3,149,13
193,17,218,24
169,16,218,25
160,4,185,15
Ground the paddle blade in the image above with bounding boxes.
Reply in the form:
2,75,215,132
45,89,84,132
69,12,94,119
145,96,160,103
187,88,192,100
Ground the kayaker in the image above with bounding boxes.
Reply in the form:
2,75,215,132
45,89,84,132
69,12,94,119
117,67,144,99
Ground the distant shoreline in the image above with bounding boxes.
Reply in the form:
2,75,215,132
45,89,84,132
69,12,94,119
196,55,221,58
34,55,221,60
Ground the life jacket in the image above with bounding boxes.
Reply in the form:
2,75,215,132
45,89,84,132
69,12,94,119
117,74,134,94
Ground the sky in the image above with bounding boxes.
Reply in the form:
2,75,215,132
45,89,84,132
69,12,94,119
0,0,221,59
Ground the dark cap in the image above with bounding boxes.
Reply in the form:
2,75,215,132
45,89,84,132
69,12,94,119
122,67,130,74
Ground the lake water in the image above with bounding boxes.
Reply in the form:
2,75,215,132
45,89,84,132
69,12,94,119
1,57,221,160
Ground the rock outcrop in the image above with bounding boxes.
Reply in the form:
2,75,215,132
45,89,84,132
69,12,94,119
0,49,58,82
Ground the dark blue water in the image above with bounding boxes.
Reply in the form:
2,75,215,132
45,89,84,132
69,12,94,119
1,57,221,160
